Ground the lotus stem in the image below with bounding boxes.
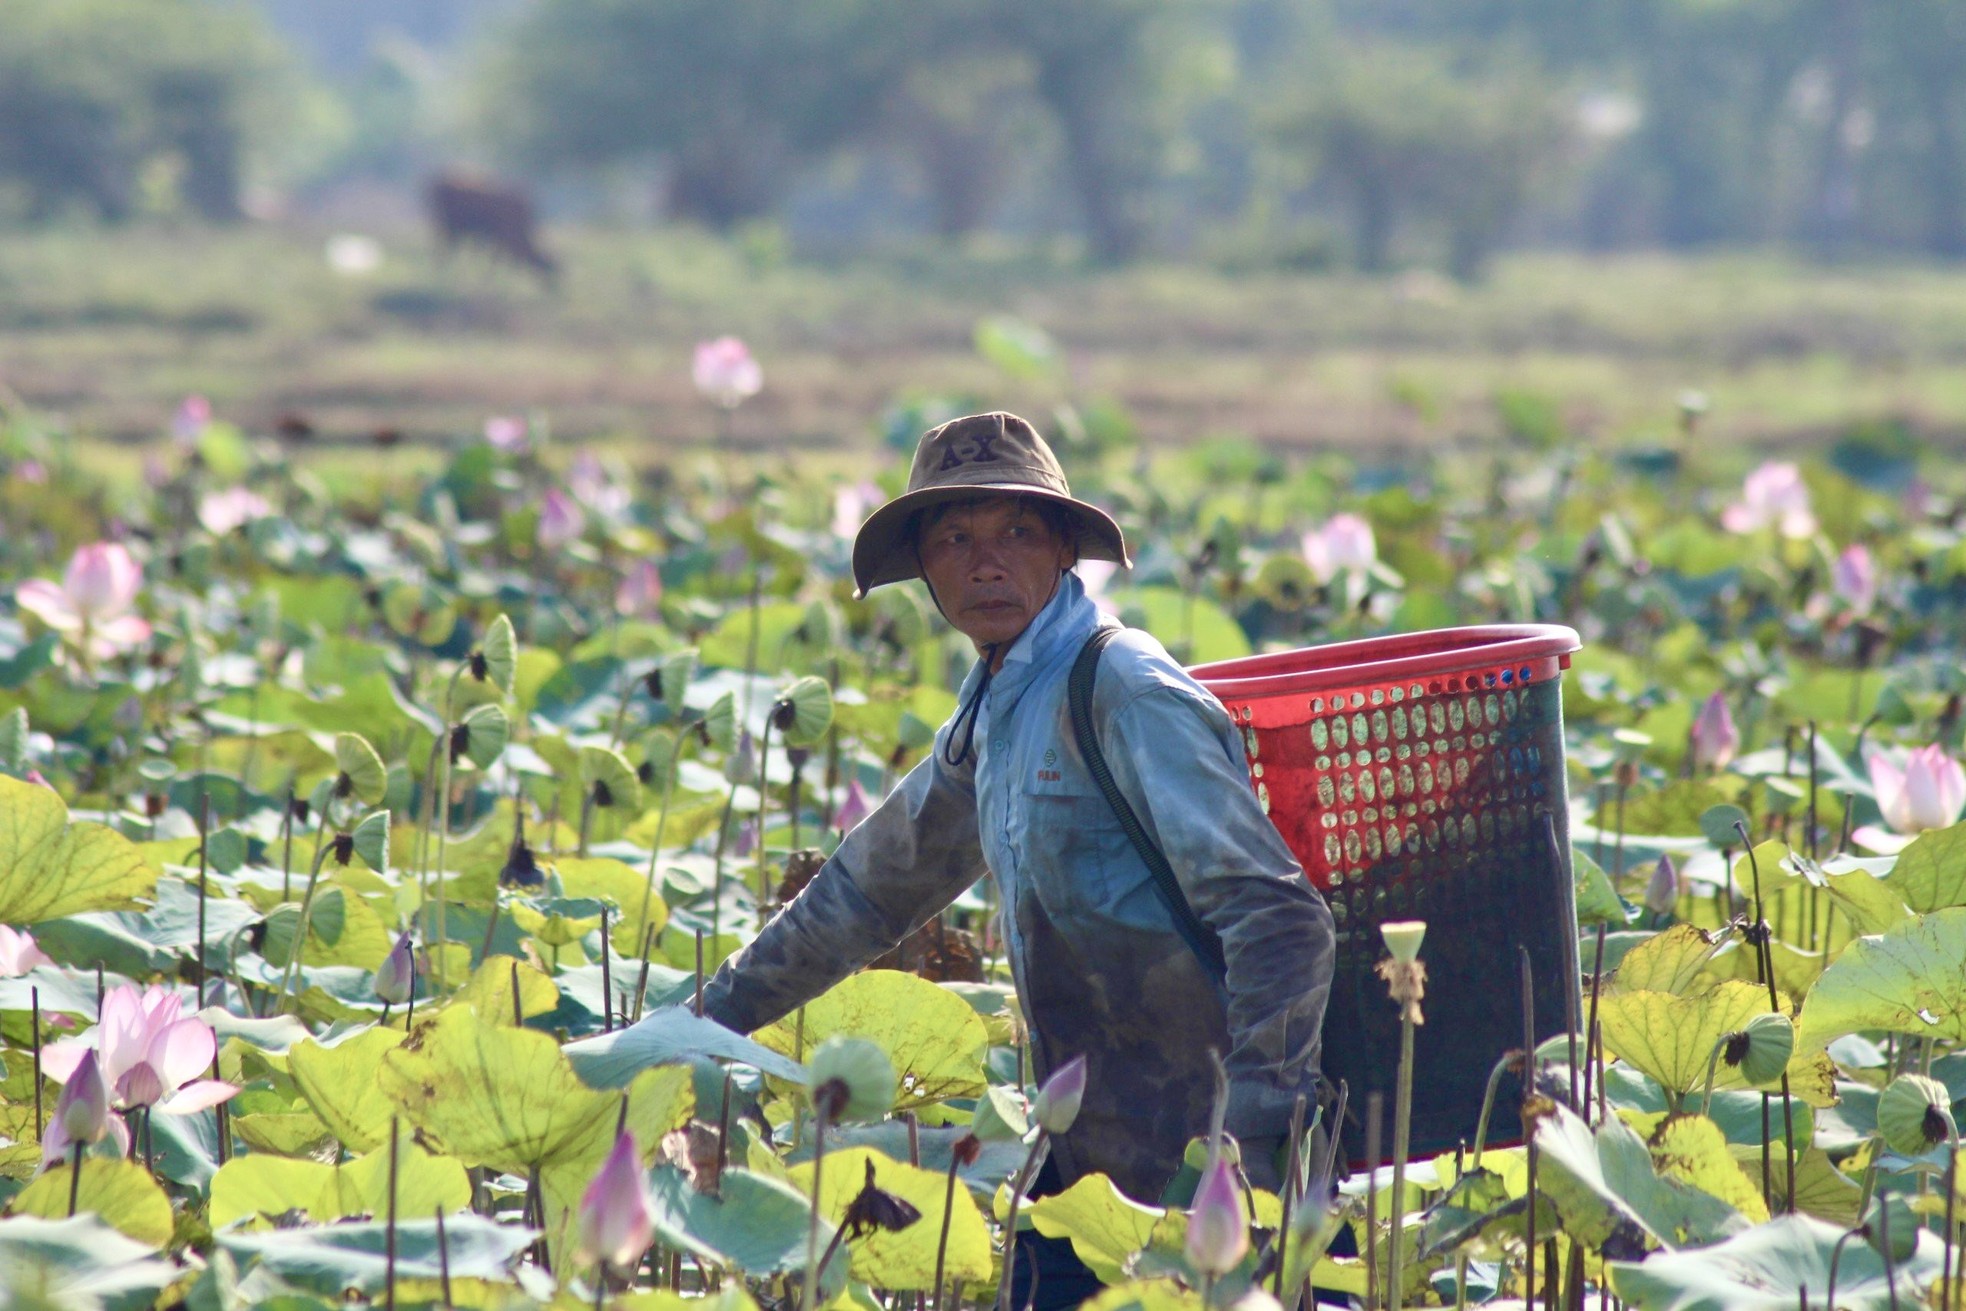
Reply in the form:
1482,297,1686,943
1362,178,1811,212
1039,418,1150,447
1942,1129,1957,1311
632,924,656,1024
1699,1034,1730,1118
756,716,775,904
996,1131,1050,1311
68,1141,82,1216
933,1149,961,1311
1363,1093,1382,1311
1470,1053,1515,1162
197,794,211,1005
1388,1010,1415,1311
693,929,705,1018
279,831,339,1011
436,1205,452,1306
1736,819,1797,1211
599,906,613,1032
386,1115,400,1311
801,1103,831,1311
1584,924,1607,1124
1272,1093,1308,1301
30,985,41,1142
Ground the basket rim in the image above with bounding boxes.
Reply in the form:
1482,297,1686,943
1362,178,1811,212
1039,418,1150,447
1189,623,1582,699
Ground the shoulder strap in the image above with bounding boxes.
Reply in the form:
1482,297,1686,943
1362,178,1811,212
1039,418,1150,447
1068,627,1228,984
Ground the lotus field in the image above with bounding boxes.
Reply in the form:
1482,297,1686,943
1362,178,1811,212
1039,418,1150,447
3,386,1966,1311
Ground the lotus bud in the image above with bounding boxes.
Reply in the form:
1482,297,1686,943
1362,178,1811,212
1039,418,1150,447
1031,1055,1087,1135
1690,692,1739,771
1380,920,1426,963
57,1048,109,1146
1644,854,1680,917
833,777,872,835
1877,1074,1957,1156
1721,1012,1793,1086
577,1130,655,1270
375,929,415,1006
808,1036,894,1124
1185,1153,1250,1276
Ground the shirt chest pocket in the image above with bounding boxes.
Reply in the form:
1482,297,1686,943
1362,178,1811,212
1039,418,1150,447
1021,770,1145,918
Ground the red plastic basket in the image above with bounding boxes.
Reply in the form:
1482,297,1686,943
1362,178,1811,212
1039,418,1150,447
1191,624,1582,1158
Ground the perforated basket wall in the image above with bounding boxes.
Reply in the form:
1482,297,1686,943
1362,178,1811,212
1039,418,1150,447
1191,625,1582,1158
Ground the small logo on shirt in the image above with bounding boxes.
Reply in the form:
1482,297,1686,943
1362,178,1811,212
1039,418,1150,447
1036,769,1061,782
1043,748,1057,766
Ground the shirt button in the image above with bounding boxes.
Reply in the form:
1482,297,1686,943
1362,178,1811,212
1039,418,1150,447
993,740,1006,754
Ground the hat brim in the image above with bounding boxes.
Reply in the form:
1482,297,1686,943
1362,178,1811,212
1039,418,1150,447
851,484,1130,598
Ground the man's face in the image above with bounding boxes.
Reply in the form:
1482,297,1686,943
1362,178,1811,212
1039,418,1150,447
918,496,1077,656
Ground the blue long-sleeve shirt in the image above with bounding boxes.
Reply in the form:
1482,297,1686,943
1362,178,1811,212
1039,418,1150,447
701,571,1335,1200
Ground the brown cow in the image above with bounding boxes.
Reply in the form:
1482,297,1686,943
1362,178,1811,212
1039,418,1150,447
426,171,557,286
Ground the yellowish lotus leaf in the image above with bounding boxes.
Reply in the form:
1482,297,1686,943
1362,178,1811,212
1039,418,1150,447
1028,1172,1166,1284
14,1158,174,1247
451,955,560,1025
0,774,157,922
754,970,989,1110
785,1148,991,1289
1648,1115,1768,1224
1598,983,1772,1099
1726,1146,1860,1227
288,1027,407,1155
230,1111,336,1158
553,855,669,946
535,1066,695,1272
1611,925,1730,996
1079,1280,1207,1310
209,1141,470,1229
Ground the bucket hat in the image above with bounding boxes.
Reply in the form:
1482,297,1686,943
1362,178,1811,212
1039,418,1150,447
850,411,1131,597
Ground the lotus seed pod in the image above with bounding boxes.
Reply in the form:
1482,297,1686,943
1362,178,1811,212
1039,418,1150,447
1380,920,1426,964
809,1036,894,1124
1877,1074,1956,1156
1723,1012,1793,1086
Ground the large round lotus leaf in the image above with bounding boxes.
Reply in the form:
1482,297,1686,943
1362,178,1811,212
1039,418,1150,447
334,733,389,806
1533,1102,1745,1254
578,745,644,814
14,1159,174,1248
477,613,518,695
377,1003,690,1176
381,582,457,648
204,826,248,875
289,1027,406,1155
785,1147,990,1289
1027,1172,1166,1283
773,675,834,748
0,774,156,923
1883,820,1966,913
1797,907,1966,1051
1647,1114,1767,1224
551,856,669,945
646,1163,845,1293
1597,982,1830,1105
457,703,509,770
1609,1212,1945,1311
209,1140,471,1228
754,970,989,1110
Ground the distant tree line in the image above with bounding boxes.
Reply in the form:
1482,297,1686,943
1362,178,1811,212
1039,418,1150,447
2,0,1964,275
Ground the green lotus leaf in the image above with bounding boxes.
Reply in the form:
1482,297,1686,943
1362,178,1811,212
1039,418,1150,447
647,1163,846,1292
14,1159,174,1248
1572,847,1625,928
334,733,389,806
754,970,989,1110
651,647,699,706
969,1084,1030,1143
259,885,391,971
217,1213,533,1296
1533,1101,1745,1252
563,1005,809,1088
698,690,738,754
457,703,509,770
1698,803,1753,850
1028,1171,1166,1284
204,826,248,875
230,1111,336,1158
0,1214,178,1309
1796,907,1966,1051
1611,925,1732,996
1821,865,1911,937
1731,840,1808,900
351,810,389,872
451,953,560,1025
508,897,603,948
1609,1212,1944,1311
1884,820,1966,913
377,1003,690,1175
0,774,157,923
550,855,669,953
288,1027,407,1155
1723,1146,1861,1227
786,1147,991,1289
578,744,644,814
209,1140,471,1229
773,675,834,748
478,614,517,695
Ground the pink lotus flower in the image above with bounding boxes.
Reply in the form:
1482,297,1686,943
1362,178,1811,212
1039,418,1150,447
198,487,271,536
1721,462,1816,539
537,489,585,549
1689,692,1739,771
1185,1151,1249,1276
831,482,883,541
692,337,763,409
569,450,630,518
1855,745,1966,853
374,930,415,1006
484,415,529,452
1301,514,1376,585
833,777,872,835
15,543,151,660
1832,543,1876,615
615,560,665,620
41,1047,125,1171
1644,854,1681,917
41,984,238,1120
577,1130,655,1270
0,925,51,977
13,460,47,486
172,395,211,445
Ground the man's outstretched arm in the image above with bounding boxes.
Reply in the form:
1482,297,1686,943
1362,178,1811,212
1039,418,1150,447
699,735,988,1034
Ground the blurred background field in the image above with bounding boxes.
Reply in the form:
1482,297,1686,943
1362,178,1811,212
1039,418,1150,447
4,0,1966,459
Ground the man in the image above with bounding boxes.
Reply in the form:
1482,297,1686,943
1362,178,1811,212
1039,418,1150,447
701,412,1334,1305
